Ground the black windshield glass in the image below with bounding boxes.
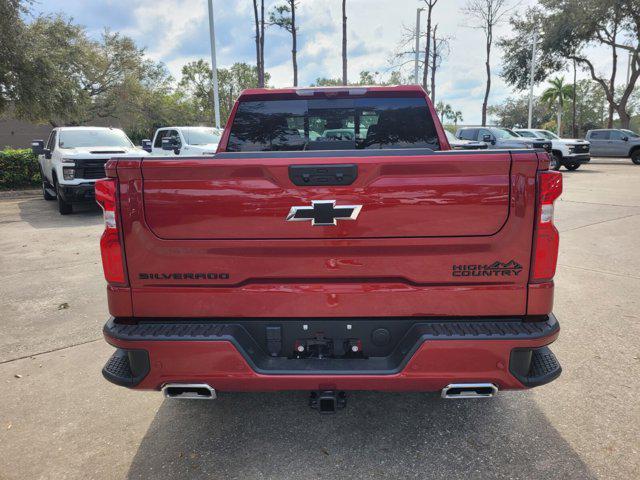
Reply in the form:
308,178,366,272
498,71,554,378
227,97,440,152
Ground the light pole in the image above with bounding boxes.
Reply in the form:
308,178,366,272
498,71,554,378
414,8,424,85
207,0,221,128
527,30,538,129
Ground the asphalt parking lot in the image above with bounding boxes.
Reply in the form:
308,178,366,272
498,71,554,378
1,158,639,479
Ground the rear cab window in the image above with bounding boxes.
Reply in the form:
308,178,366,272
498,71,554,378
226,96,440,152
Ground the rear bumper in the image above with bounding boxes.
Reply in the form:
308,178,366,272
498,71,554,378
102,315,561,392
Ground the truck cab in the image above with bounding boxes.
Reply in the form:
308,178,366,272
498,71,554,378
143,127,222,157
32,127,147,214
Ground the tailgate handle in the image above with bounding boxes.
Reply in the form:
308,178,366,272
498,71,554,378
289,164,357,186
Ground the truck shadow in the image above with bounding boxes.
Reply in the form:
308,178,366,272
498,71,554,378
16,197,101,229
127,391,595,480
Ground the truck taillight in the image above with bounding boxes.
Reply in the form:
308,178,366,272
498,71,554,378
95,178,126,284
531,171,562,283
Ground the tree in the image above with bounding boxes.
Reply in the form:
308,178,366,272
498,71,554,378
540,76,574,135
312,77,344,86
435,101,453,122
463,0,513,126
179,60,215,124
428,25,451,104
0,0,28,113
391,19,449,97
498,7,564,91
10,15,87,125
269,1,299,86
571,80,607,135
488,95,553,129
537,0,640,128
312,70,406,87
421,0,438,91
510,0,640,128
452,110,464,126
179,61,268,125
342,0,347,85
252,0,266,87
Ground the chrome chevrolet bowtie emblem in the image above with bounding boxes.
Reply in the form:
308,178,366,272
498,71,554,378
286,200,362,226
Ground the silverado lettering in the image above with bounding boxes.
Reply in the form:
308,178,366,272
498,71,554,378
138,273,230,280
97,85,563,412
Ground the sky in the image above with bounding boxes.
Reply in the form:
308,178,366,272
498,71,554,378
32,0,625,125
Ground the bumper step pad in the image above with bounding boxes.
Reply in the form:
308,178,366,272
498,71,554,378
510,346,562,387
102,348,150,387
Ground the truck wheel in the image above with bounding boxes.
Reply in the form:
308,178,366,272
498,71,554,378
632,150,640,165
550,152,562,170
565,162,581,171
54,179,73,215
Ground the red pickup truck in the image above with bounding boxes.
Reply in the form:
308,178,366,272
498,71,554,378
98,85,562,412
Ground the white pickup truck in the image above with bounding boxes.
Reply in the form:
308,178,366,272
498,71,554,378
514,128,590,171
142,126,222,156
32,127,148,214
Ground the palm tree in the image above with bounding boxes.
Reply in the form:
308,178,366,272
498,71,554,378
452,110,463,126
541,76,574,136
436,101,453,122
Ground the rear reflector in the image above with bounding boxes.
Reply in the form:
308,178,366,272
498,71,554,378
531,171,562,282
95,178,126,284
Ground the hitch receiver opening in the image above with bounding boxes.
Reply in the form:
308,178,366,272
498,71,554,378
309,390,347,413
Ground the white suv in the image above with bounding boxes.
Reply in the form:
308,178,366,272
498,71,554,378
32,127,148,214
514,128,590,171
142,127,222,156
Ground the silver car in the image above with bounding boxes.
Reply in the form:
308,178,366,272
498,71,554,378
585,129,640,165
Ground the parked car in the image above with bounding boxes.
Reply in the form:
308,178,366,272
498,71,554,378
143,126,222,156
621,129,639,138
31,127,148,215
515,128,590,171
456,126,552,153
445,129,488,150
97,85,562,412
585,129,640,164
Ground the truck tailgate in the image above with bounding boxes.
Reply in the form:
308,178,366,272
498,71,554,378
115,150,539,318
141,151,510,239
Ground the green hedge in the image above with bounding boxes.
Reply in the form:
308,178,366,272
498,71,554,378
0,148,41,190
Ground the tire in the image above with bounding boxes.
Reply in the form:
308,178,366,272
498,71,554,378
565,162,581,171
632,150,640,165
550,152,562,171
54,178,73,215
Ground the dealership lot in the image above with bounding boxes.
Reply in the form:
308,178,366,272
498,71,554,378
1,159,639,479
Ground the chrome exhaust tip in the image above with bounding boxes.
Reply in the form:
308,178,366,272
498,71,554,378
441,383,498,399
162,383,217,400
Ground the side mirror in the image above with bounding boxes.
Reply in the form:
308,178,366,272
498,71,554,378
31,140,45,156
621,135,629,141
482,134,494,144
141,139,152,153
